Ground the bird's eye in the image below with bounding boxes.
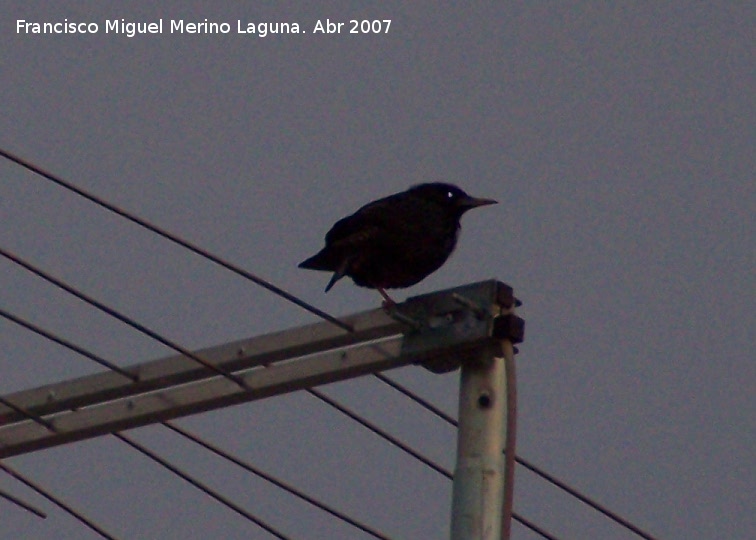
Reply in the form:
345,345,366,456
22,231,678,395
447,191,454,199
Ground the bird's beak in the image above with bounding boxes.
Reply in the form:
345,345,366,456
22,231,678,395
459,196,498,209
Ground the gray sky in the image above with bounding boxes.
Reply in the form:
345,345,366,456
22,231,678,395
1,2,753,539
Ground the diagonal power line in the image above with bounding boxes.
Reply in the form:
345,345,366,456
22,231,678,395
373,372,660,540
162,422,394,540
113,432,291,540
0,461,118,540
0,147,350,332
0,487,47,519
0,246,249,390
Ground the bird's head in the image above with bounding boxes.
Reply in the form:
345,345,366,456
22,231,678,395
409,183,497,217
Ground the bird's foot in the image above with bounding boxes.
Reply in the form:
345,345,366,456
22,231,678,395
381,299,396,310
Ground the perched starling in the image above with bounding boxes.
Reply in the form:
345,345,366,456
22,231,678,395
298,183,497,303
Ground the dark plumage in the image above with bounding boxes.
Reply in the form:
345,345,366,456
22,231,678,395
298,183,497,303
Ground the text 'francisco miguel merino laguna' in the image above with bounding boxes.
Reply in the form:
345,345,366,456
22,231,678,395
16,19,302,37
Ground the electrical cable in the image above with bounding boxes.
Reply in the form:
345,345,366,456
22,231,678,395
307,385,561,540
515,456,658,540
305,386,452,479
0,461,119,540
0,306,136,382
374,372,660,540
0,487,47,519
113,432,291,540
163,422,395,540
512,512,561,540
0,246,249,390
0,394,57,432
0,147,350,332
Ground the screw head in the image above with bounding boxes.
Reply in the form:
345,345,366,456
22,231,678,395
478,392,492,408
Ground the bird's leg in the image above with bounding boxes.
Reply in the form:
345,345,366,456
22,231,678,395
377,287,397,308
379,290,423,329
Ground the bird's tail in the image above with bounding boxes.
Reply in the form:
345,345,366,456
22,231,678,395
299,250,349,292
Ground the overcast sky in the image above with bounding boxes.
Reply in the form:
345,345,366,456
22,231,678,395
1,2,753,539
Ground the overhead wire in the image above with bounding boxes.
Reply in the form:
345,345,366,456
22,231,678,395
113,432,291,540
2,148,658,540
305,386,452,479
0,461,119,540
515,455,658,540
0,393,57,432
512,513,561,540
0,487,47,519
373,372,660,540
0,246,249,390
306,385,561,540
0,306,136,381
0,147,350,332
162,422,394,540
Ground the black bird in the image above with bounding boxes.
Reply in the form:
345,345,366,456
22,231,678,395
298,183,497,304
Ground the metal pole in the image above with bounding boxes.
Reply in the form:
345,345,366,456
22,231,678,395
450,339,516,540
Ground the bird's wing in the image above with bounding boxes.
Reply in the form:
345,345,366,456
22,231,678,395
324,213,382,249
323,193,406,248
